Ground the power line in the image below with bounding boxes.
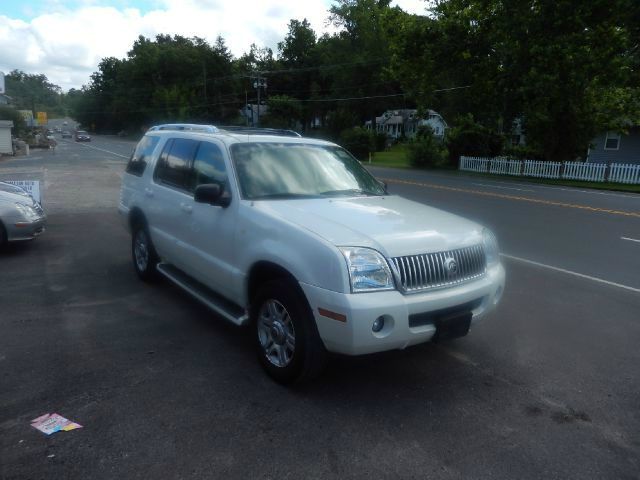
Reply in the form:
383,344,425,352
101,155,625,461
300,93,406,102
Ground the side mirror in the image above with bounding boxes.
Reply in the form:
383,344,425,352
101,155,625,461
194,183,231,207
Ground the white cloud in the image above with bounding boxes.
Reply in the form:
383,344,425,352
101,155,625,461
0,1,427,92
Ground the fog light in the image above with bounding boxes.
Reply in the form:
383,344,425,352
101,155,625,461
372,316,385,332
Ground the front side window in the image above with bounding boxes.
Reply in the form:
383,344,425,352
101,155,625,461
190,141,227,191
126,135,160,176
230,143,385,200
154,138,198,190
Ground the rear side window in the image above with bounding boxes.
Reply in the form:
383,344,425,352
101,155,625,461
126,135,160,176
154,138,198,190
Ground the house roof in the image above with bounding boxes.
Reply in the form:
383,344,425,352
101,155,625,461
385,116,404,125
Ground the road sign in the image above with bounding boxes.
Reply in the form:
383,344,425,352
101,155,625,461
37,112,48,126
3,180,42,204
19,110,34,127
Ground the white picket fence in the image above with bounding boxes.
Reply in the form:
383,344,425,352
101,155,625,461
459,156,640,184
523,160,562,178
609,163,640,184
562,162,607,182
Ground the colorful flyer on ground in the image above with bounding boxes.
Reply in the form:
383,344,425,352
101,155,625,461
31,413,83,435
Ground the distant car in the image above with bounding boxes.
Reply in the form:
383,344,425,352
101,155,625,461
75,130,91,142
0,188,47,249
61,130,72,139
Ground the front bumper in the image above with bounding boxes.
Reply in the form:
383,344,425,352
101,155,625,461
300,263,505,356
6,216,47,242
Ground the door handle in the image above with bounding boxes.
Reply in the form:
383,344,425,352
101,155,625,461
180,203,193,214
144,188,154,198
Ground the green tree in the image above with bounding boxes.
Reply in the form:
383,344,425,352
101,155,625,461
263,95,302,129
0,105,27,136
407,125,448,168
391,0,640,161
4,70,65,117
446,114,504,165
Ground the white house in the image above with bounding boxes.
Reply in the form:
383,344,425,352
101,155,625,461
365,109,448,140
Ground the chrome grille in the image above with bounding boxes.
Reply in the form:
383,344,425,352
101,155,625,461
391,245,486,293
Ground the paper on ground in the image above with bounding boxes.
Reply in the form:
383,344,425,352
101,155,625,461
31,413,82,435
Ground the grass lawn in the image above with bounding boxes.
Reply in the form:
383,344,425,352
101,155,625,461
367,144,411,168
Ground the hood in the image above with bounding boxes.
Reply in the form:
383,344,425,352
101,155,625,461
255,195,483,258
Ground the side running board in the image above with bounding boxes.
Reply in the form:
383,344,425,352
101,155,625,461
157,263,249,326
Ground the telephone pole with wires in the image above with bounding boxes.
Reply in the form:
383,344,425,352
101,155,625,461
253,73,267,127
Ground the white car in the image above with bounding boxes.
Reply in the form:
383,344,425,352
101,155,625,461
119,124,505,383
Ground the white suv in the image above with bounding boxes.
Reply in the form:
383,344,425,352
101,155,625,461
119,124,505,383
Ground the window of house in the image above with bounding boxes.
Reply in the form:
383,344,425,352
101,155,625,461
604,132,621,150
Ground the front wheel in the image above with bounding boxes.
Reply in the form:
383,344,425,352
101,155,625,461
252,279,327,384
0,222,7,250
131,224,159,282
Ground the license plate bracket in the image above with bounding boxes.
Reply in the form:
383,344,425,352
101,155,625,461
433,311,472,342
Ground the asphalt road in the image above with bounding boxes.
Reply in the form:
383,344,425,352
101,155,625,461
1,136,639,479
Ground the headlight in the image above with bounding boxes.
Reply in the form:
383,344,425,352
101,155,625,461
15,202,39,220
340,247,395,293
482,228,500,266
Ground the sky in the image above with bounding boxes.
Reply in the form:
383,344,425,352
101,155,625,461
0,0,428,92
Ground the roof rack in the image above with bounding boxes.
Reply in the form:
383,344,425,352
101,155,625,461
148,124,219,133
219,126,301,138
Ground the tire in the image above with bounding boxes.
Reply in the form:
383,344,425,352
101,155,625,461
0,222,7,250
131,223,160,282
252,279,327,384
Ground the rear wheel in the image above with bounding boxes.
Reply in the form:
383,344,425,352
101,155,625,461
131,223,159,282
252,279,327,384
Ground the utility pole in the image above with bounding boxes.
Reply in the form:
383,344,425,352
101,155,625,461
203,62,208,115
245,90,249,126
253,73,267,127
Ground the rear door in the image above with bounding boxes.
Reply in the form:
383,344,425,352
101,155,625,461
149,137,198,270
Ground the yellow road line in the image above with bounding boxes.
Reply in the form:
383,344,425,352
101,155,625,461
384,178,640,218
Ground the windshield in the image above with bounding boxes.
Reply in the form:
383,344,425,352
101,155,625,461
230,143,385,200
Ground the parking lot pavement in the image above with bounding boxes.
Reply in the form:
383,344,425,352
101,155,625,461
1,138,639,479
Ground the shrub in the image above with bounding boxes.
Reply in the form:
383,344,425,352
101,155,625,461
339,126,374,161
446,114,504,166
0,106,27,137
373,132,387,152
407,126,447,168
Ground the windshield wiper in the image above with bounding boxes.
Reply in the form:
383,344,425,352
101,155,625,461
319,188,381,197
250,193,320,200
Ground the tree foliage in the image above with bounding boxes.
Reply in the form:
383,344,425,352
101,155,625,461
4,70,65,117
58,0,639,162
408,125,448,168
